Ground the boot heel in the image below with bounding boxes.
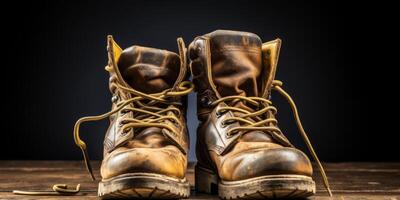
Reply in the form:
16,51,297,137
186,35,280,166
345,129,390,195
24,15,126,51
195,165,218,194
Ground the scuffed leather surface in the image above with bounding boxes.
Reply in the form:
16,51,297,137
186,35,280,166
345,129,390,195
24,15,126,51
189,30,313,181
206,30,263,97
101,38,189,180
118,46,180,93
101,145,187,179
218,146,313,181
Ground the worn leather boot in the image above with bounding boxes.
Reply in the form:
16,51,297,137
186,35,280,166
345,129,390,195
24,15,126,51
189,30,332,199
74,36,193,199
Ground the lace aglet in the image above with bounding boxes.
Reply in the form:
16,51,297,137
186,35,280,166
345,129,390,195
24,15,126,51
85,159,96,181
89,172,96,181
327,187,333,197
86,162,96,181
81,148,96,181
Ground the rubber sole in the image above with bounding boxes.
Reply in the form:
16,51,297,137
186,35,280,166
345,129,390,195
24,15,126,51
195,165,316,199
98,173,190,199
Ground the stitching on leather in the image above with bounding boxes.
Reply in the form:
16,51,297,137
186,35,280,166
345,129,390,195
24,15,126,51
212,46,261,53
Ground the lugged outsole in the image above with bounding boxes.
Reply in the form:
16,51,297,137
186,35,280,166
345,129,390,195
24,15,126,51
98,173,190,199
195,165,316,199
219,176,315,199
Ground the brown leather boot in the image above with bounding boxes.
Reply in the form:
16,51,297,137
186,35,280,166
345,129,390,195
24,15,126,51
74,36,193,199
189,30,332,199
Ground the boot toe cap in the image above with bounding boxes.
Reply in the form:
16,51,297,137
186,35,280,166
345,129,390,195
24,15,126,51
220,147,313,181
100,146,187,180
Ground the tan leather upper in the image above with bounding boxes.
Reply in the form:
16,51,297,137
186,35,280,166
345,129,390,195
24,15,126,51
118,46,181,93
189,30,313,181
100,36,189,180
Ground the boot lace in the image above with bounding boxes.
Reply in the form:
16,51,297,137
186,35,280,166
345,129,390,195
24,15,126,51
212,80,333,196
73,76,194,180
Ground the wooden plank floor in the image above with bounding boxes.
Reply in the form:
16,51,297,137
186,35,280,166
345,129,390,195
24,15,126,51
0,161,399,199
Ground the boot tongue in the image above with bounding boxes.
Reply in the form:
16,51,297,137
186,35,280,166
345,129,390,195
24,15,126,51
209,30,277,143
117,46,180,93
208,30,263,97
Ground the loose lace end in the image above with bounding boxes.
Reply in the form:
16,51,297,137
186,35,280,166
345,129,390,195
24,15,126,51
81,148,95,181
273,81,333,196
13,184,80,196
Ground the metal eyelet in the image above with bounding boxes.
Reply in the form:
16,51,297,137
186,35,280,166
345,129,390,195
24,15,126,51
225,130,238,139
120,109,129,115
200,96,212,107
111,95,119,103
118,120,126,127
121,128,130,135
220,122,227,128
172,120,180,128
174,110,181,117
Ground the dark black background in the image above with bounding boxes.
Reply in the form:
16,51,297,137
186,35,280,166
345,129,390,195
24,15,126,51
1,0,396,161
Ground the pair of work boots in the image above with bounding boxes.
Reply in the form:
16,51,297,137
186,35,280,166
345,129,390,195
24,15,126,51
74,30,332,199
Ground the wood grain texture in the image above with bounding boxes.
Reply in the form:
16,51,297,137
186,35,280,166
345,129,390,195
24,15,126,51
0,161,399,199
